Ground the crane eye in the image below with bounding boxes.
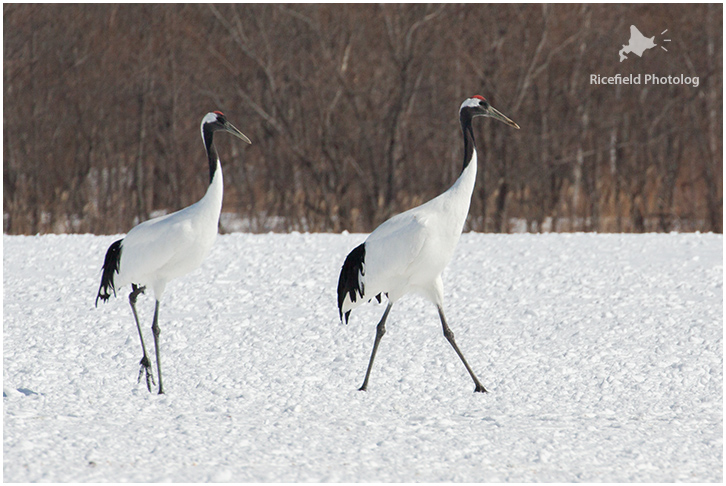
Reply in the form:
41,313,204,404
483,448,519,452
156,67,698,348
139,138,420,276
479,100,488,109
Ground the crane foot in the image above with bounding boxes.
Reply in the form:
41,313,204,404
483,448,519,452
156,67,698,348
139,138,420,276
474,383,488,393
137,355,155,392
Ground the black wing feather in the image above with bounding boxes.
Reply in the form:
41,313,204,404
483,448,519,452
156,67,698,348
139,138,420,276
337,243,366,323
95,239,123,307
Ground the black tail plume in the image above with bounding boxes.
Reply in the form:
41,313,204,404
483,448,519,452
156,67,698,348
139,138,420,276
337,243,366,323
95,239,123,307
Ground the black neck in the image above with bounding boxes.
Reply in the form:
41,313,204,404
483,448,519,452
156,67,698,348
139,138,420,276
203,125,219,184
460,111,476,173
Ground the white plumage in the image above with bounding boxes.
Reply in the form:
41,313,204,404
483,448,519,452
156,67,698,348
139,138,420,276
346,149,477,309
96,111,251,394
337,96,519,392
112,167,223,299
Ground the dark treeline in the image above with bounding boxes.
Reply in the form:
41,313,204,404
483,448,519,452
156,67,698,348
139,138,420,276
3,4,722,234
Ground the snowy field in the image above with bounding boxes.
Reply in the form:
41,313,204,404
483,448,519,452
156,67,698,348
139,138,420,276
3,232,722,482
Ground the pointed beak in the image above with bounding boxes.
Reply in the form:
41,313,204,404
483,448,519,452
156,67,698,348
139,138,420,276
488,105,520,130
225,121,252,144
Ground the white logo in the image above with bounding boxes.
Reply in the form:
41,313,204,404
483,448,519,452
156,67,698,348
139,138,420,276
590,25,697,87
619,25,671,62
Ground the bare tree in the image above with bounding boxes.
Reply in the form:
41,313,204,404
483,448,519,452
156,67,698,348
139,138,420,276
3,4,722,235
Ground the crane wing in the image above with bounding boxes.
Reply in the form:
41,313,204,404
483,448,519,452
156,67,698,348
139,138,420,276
116,210,198,289
363,208,431,299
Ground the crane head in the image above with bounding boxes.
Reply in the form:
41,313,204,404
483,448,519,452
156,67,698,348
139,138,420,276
461,96,520,129
201,111,252,144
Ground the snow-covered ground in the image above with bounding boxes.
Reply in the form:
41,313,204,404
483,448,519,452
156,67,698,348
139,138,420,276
3,232,722,482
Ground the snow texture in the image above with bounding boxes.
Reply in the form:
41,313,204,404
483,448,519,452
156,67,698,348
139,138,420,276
3,232,723,482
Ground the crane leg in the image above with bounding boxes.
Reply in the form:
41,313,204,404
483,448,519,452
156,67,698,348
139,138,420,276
437,306,487,393
359,302,393,391
151,300,164,394
129,285,155,392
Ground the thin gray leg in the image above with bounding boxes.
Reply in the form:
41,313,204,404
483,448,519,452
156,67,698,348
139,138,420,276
437,305,487,393
151,300,164,394
129,285,154,392
359,302,393,391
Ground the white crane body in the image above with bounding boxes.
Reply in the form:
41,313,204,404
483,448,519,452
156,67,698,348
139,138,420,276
346,150,477,309
337,96,519,393
96,111,250,394
113,162,223,299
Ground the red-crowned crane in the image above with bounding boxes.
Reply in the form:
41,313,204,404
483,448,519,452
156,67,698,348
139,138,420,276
95,111,251,394
337,96,519,393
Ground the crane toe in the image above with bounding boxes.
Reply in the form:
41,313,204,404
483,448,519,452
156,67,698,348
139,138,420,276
137,356,155,392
